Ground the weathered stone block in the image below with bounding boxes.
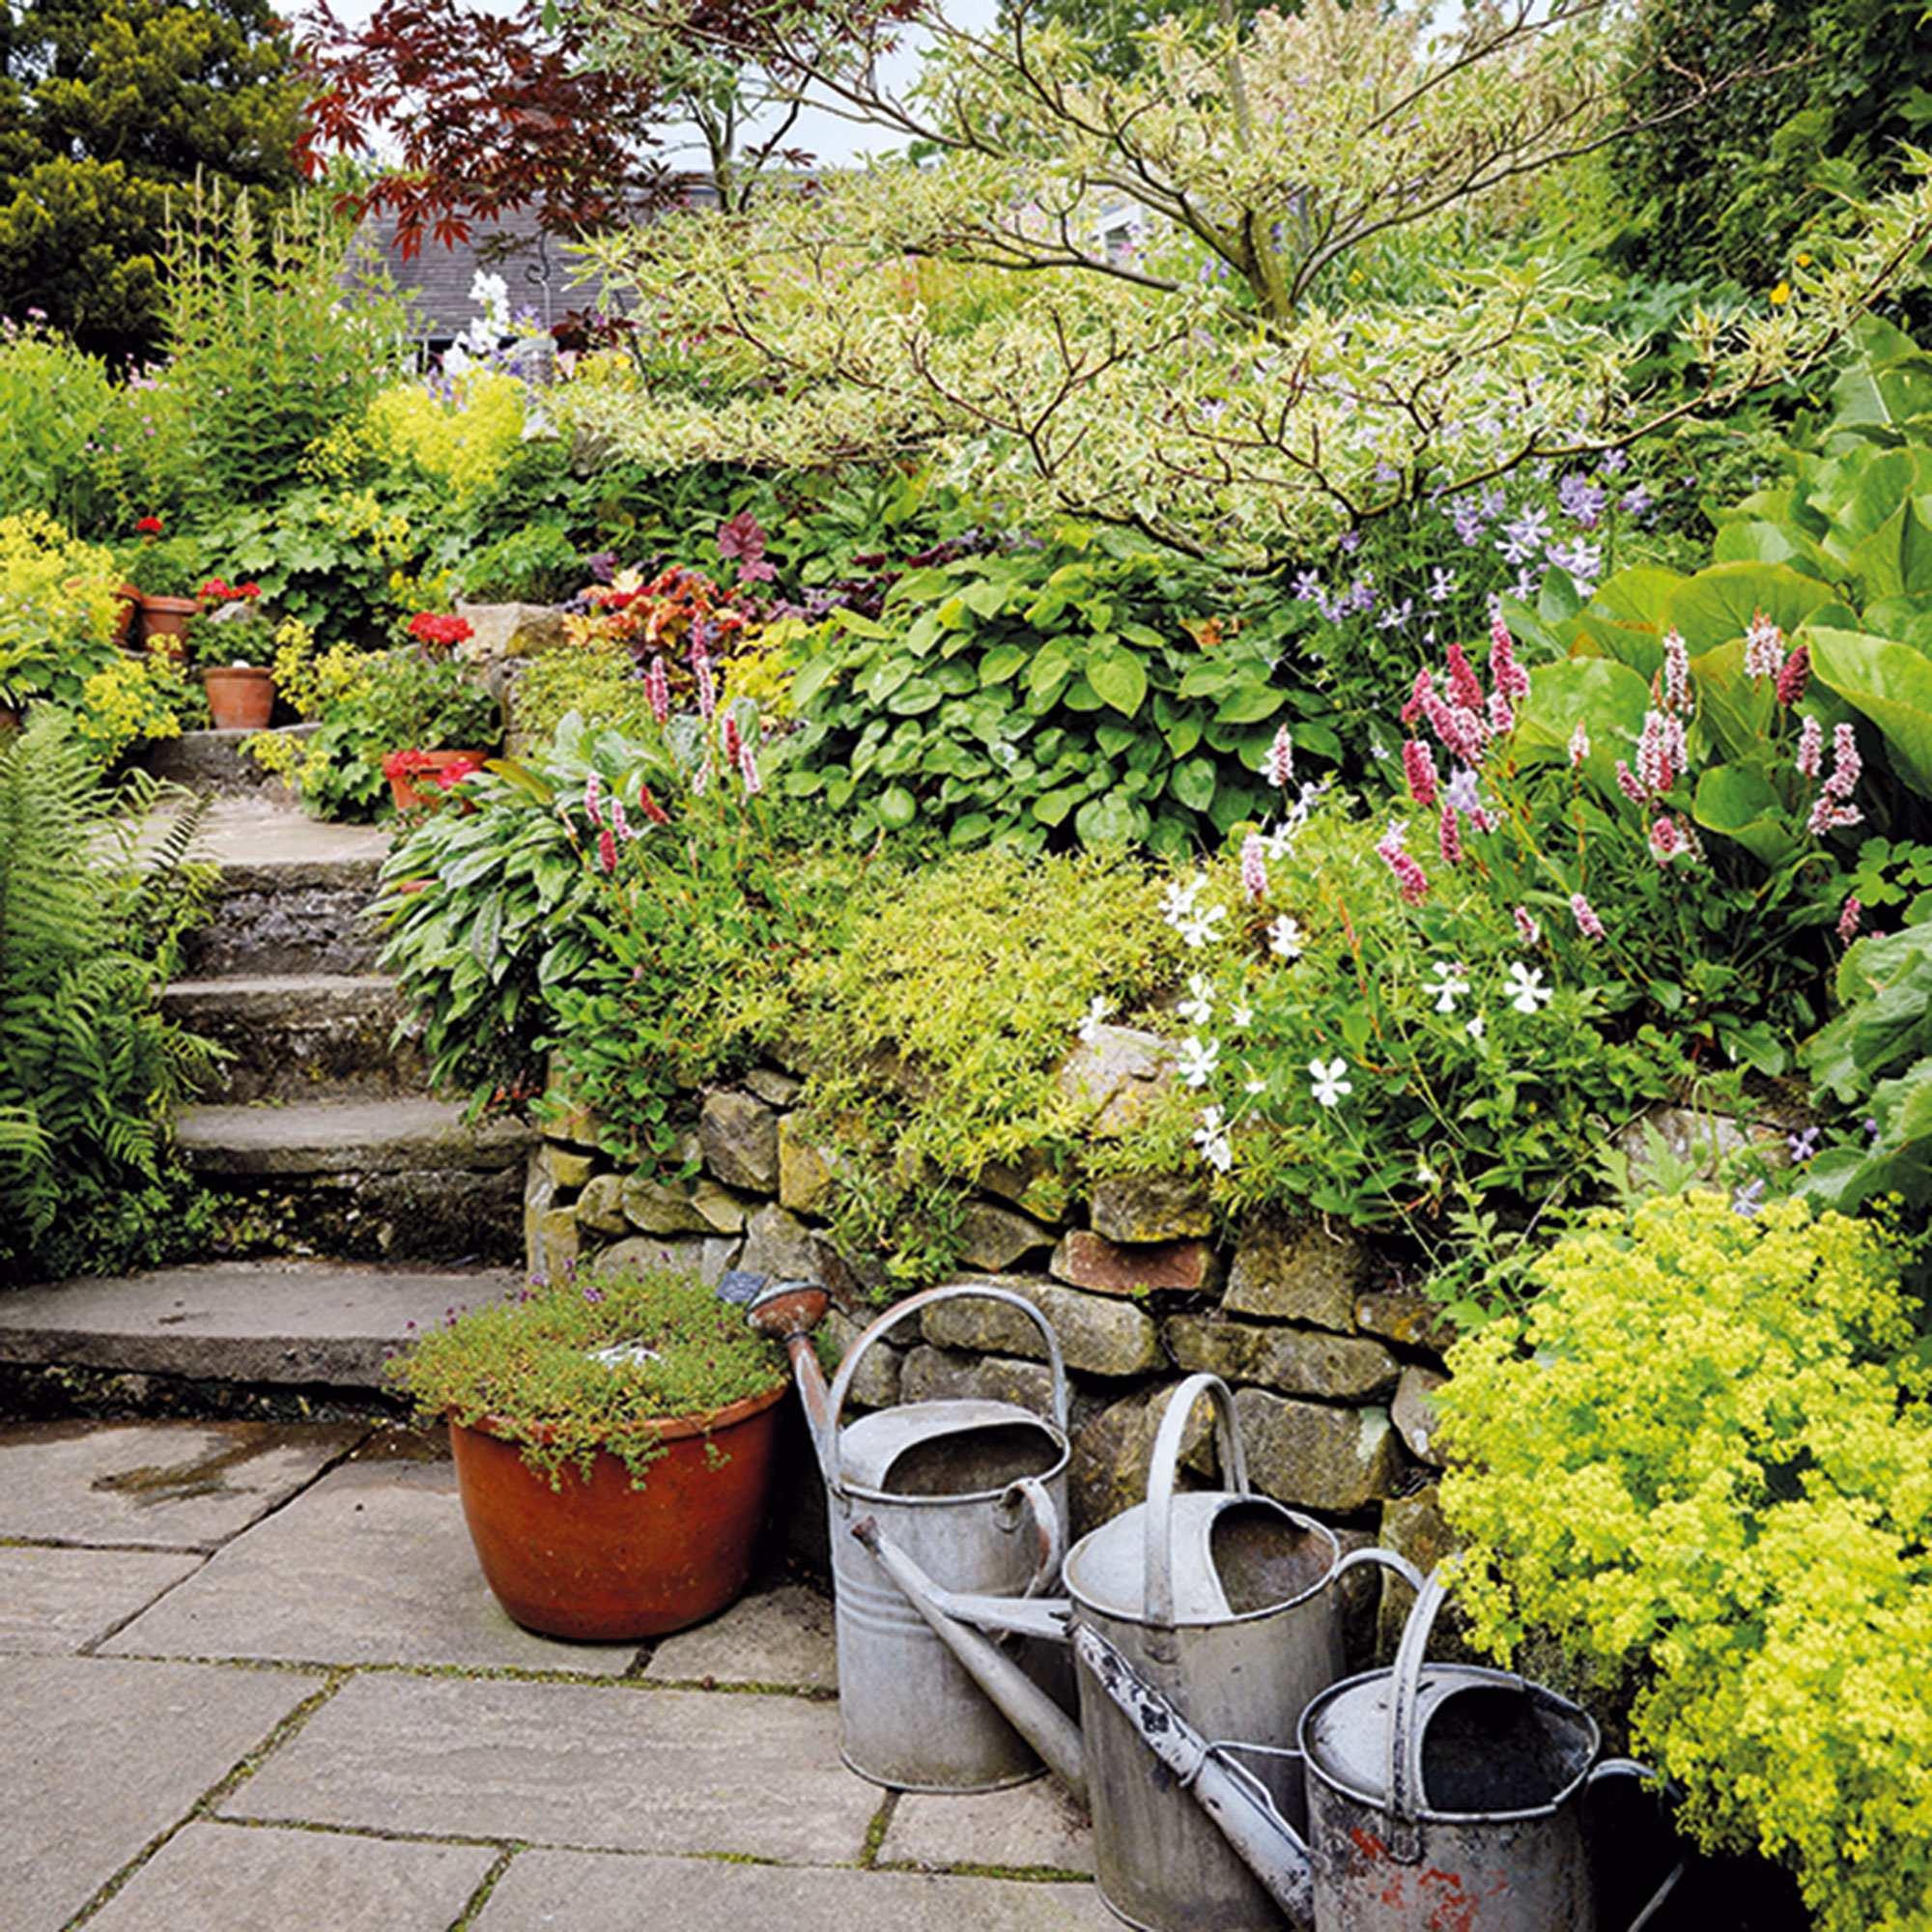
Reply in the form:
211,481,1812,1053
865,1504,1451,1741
1353,1291,1456,1357
1232,1387,1402,1513
1167,1314,1400,1402
899,1347,1060,1422
619,1175,714,1236
744,1065,805,1108
591,1233,739,1286
1089,1172,1212,1243
699,1089,780,1193
539,1057,602,1149
576,1172,631,1236
691,1179,751,1234
824,1308,899,1409
456,600,566,663
539,1145,595,1191
530,1206,580,1284
778,1117,838,1218
978,1151,1072,1225
958,1200,1053,1271
1067,1385,1213,1540
1391,1364,1450,1466
921,1274,1162,1379
738,1204,823,1282
1051,1230,1220,1298
1225,1213,1370,1331
1053,1025,1175,1138
1374,1482,1462,1662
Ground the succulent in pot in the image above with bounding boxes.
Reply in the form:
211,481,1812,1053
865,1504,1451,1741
388,1263,791,1640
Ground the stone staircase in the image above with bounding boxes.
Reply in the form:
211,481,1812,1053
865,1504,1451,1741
0,730,528,1414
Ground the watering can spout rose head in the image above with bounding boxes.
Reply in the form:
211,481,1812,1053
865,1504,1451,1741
745,1279,831,1340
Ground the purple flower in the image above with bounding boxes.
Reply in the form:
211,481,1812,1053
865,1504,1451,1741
1619,485,1654,518
1557,474,1607,526
1496,505,1550,565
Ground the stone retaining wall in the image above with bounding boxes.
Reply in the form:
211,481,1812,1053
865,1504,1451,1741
523,1033,1460,1594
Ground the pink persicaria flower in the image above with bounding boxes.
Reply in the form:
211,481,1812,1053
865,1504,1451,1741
1438,803,1463,866
611,799,634,842
1838,895,1862,942
1513,904,1541,947
1568,722,1591,768
1423,689,1489,765
1240,831,1269,901
645,655,671,727
1614,760,1647,805
598,826,617,874
1402,738,1439,807
1808,790,1863,837
583,771,603,828
738,734,763,796
1826,722,1861,800
722,711,743,768
692,755,713,797
1375,822,1430,905
1744,610,1784,680
1795,714,1824,781
1262,723,1294,788
691,639,717,723
1401,668,1434,727
1571,892,1605,940
1776,642,1810,708
1488,606,1531,699
637,783,670,827
1634,710,1682,794
1648,815,1683,864
1444,640,1486,715
1662,629,1690,713
1486,690,1515,738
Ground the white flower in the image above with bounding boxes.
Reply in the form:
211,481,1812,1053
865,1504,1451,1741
1505,963,1552,1013
1231,1001,1253,1029
1192,1106,1234,1173
1174,903,1228,950
1077,996,1112,1045
1178,1036,1221,1088
1417,1158,1438,1184
1308,1057,1351,1107
1177,973,1215,1028
1243,1065,1266,1095
1427,960,1469,1014
1160,874,1205,925
1268,915,1304,960
1466,1013,1487,1041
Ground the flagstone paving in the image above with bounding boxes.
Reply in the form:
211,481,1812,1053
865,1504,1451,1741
0,1416,1101,1932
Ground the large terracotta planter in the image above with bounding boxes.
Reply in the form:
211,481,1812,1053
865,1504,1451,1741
202,664,275,731
447,1382,788,1641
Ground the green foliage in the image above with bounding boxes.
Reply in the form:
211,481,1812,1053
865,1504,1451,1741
361,369,529,504
1438,1191,1932,1932
0,0,307,361
64,648,203,771
781,525,1337,860
0,716,219,1271
786,843,1186,1183
510,638,662,745
388,1264,787,1490
1610,0,1932,286
0,510,125,706
0,317,121,526
453,522,584,606
156,182,415,515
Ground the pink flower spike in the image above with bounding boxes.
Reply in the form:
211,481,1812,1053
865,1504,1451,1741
1444,640,1485,714
691,639,716,723
1795,715,1823,780
1614,759,1647,805
722,712,743,768
583,772,603,829
1648,815,1682,864
1401,669,1435,727
1571,892,1605,940
1438,802,1463,866
1662,630,1690,713
1402,739,1439,807
645,656,671,727
611,799,634,841
1240,831,1269,901
1744,610,1783,680
1487,608,1530,699
598,826,616,873
1486,691,1515,739
1826,722,1861,799
1512,905,1541,947
1776,642,1810,708
738,734,763,796
1264,724,1294,788
1568,722,1590,768
1838,895,1862,942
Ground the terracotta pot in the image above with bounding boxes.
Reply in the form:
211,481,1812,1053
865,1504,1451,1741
202,664,276,731
138,594,201,658
112,585,142,651
0,701,21,735
386,748,486,812
447,1382,788,1641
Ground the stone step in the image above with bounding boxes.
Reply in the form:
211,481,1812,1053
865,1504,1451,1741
0,1259,522,1397
139,724,317,800
164,974,428,1103
178,1098,534,1264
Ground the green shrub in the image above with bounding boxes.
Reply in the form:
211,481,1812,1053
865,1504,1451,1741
1438,1190,1932,1932
0,511,125,707
0,317,121,527
0,717,220,1273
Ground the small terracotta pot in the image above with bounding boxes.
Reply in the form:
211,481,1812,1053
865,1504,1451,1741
112,585,142,651
447,1382,788,1641
386,748,485,812
202,664,275,731
138,594,201,658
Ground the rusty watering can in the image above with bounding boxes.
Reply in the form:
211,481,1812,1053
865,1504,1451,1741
748,1277,1075,1793
1076,1568,1685,1932
849,1373,1419,1932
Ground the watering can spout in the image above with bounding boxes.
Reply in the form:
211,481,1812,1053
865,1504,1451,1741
746,1279,838,1476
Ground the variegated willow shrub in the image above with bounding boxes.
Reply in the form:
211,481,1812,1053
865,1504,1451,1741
1436,1190,1932,1932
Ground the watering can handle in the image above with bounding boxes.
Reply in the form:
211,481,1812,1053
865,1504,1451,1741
1384,1567,1455,1862
1144,1374,1248,1630
1332,1546,1427,1594
822,1283,1070,1495
998,1476,1064,1598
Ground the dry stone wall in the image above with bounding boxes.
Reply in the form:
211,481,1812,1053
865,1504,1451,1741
525,1035,1457,1579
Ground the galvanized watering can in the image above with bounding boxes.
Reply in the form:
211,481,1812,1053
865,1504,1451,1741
1077,1568,1684,1932
847,1372,1418,1932
748,1277,1075,1793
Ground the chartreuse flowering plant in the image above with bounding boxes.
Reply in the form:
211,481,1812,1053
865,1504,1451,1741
1436,1191,1932,1932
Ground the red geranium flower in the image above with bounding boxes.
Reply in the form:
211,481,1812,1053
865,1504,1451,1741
406,611,475,647
134,515,164,537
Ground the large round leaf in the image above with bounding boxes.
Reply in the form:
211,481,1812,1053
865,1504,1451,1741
1662,562,1839,655
1807,624,1932,800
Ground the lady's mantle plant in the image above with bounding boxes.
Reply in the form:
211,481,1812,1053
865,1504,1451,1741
389,1264,787,1489
1436,1191,1932,1932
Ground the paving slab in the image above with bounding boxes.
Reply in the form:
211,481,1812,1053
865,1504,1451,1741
103,1451,638,1674
0,1260,523,1385
0,1544,203,1654
0,1418,365,1549
881,1777,1094,1877
85,1822,499,1932
223,1671,886,1863
471,1848,1116,1932
0,1654,325,1932
644,1578,838,1690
